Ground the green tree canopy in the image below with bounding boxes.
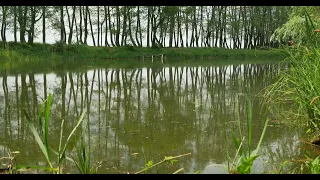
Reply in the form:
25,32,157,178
271,6,320,46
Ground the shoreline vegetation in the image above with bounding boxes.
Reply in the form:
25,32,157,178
0,42,285,74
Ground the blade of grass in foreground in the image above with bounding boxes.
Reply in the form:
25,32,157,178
23,109,53,169
252,118,269,156
246,96,252,157
173,168,184,174
58,119,65,173
224,130,231,173
37,99,46,136
135,153,191,174
44,94,53,164
58,110,86,163
71,136,91,174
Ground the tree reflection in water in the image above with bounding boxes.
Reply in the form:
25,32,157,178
0,62,309,174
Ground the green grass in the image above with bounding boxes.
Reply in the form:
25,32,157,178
71,135,96,174
0,41,285,74
264,11,320,132
0,41,285,61
225,96,269,174
263,10,320,174
22,94,88,174
265,46,320,130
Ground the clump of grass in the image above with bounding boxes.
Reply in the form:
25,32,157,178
225,96,269,174
262,9,320,174
305,155,320,174
265,47,320,128
70,117,97,174
22,94,87,174
71,136,96,174
264,10,320,132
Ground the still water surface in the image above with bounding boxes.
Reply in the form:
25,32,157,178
0,61,316,173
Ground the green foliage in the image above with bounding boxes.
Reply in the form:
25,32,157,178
123,44,136,51
266,10,320,130
52,41,67,53
305,155,320,174
0,42,284,75
275,48,320,128
24,94,54,171
277,161,289,174
225,97,269,174
71,136,96,174
235,155,259,174
271,16,308,44
71,113,96,174
271,7,320,46
23,94,87,174
265,9,320,174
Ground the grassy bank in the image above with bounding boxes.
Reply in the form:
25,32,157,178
0,42,285,74
263,12,320,174
265,12,320,133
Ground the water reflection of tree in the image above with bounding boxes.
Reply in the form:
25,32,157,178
258,128,307,173
0,72,50,166
0,63,294,174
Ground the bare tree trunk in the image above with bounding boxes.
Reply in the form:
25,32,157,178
104,6,110,46
115,6,121,46
169,7,175,47
66,6,76,44
107,6,115,46
199,6,204,47
18,6,28,43
184,7,189,47
121,6,128,46
88,7,96,46
14,6,18,43
79,6,83,43
128,7,137,47
135,6,142,47
147,7,151,47
42,6,46,43
194,7,199,47
1,6,8,44
218,7,223,48
27,6,36,44
60,6,66,43
97,6,100,46
84,6,88,44
178,7,184,47
75,10,79,43
27,7,43,44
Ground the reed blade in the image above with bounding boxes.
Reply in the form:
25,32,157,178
24,109,53,169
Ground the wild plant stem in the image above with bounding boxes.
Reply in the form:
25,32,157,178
232,136,245,165
134,153,191,174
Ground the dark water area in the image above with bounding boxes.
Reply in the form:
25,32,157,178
0,60,317,174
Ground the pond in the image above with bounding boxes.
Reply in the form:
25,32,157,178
0,60,317,174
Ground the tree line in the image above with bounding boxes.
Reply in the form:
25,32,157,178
0,6,292,49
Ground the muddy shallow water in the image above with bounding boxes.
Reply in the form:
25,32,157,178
0,60,318,174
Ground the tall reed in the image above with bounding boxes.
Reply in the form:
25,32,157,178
264,10,320,131
225,96,269,174
23,94,86,173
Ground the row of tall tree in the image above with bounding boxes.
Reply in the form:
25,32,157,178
0,6,292,49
